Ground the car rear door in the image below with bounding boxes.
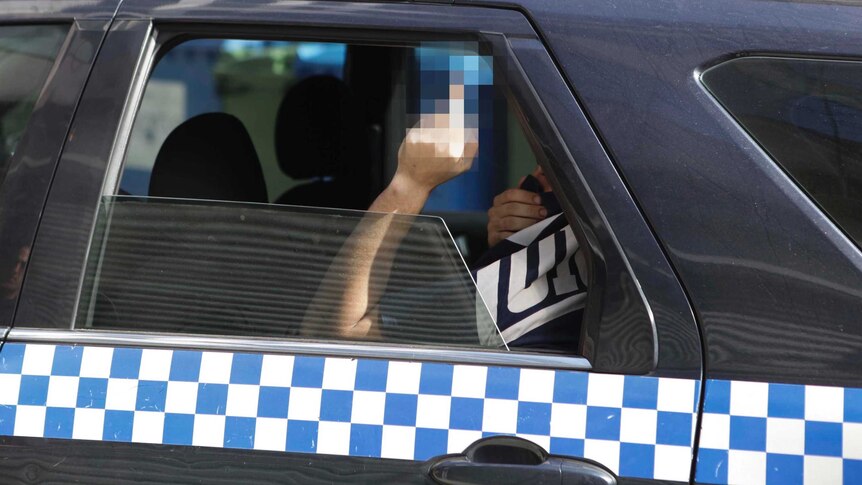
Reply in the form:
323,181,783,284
1,1,702,483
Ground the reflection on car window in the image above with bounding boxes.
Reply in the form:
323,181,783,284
703,57,862,246
98,37,587,353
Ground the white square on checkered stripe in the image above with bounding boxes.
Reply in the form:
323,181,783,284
225,384,259,418
415,394,451,429
105,378,139,411
728,450,766,485
844,423,862,460
518,369,554,403
584,439,620,475
260,354,294,387
351,390,385,425
386,361,421,394
0,374,21,405
317,421,351,455
46,376,79,408
699,413,730,450
657,378,696,413
482,398,518,433
79,346,113,378
21,344,55,376
517,434,551,452
451,365,487,398
192,414,226,447
132,411,164,444
286,387,322,421
586,374,624,408
804,456,842,484
138,349,173,381
72,407,105,440
198,352,233,384
766,417,805,455
550,403,586,439
729,381,768,417
321,357,357,390
619,408,657,444
805,385,844,423
381,425,415,460
254,417,288,451
654,445,691,481
164,380,198,414
448,429,482,453
13,405,46,437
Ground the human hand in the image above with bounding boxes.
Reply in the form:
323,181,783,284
487,185,548,247
393,117,479,196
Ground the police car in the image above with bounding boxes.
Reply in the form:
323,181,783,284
0,1,860,484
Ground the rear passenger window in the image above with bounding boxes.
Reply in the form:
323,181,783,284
79,37,586,354
702,57,862,246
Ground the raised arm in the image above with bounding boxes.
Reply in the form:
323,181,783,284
302,121,478,340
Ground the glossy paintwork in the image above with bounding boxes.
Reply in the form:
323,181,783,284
459,0,862,387
0,0,119,21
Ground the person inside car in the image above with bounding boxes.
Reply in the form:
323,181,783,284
304,113,586,352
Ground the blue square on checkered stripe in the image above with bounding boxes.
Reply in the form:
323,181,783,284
258,386,290,419
103,410,134,442
703,380,730,414
169,350,202,382
291,356,325,388
286,420,318,453
230,353,263,385
224,416,256,449
415,428,448,460
419,363,452,395
135,380,167,411
766,453,802,485
485,367,519,400
0,405,15,435
550,437,584,457
163,413,194,445
320,389,353,422
696,448,728,484
44,407,75,439
197,383,228,415
51,346,83,376
19,375,49,406
355,359,388,392
804,421,842,456
846,388,862,423
518,401,552,436
450,397,483,431
384,393,417,426
0,343,25,374
657,411,692,446
585,406,620,441
77,377,108,408
846,460,862,484
623,375,658,409
553,371,587,404
729,416,766,451
350,423,383,457
619,443,654,478
767,383,804,419
110,348,142,379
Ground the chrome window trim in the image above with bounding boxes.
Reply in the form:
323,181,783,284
5,328,591,371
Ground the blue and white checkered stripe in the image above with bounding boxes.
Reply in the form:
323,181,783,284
695,379,862,484
0,343,698,481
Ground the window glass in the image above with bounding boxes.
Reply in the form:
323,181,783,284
0,24,68,323
89,37,586,353
0,24,67,180
702,57,862,246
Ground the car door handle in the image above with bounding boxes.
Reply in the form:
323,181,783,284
428,436,616,485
